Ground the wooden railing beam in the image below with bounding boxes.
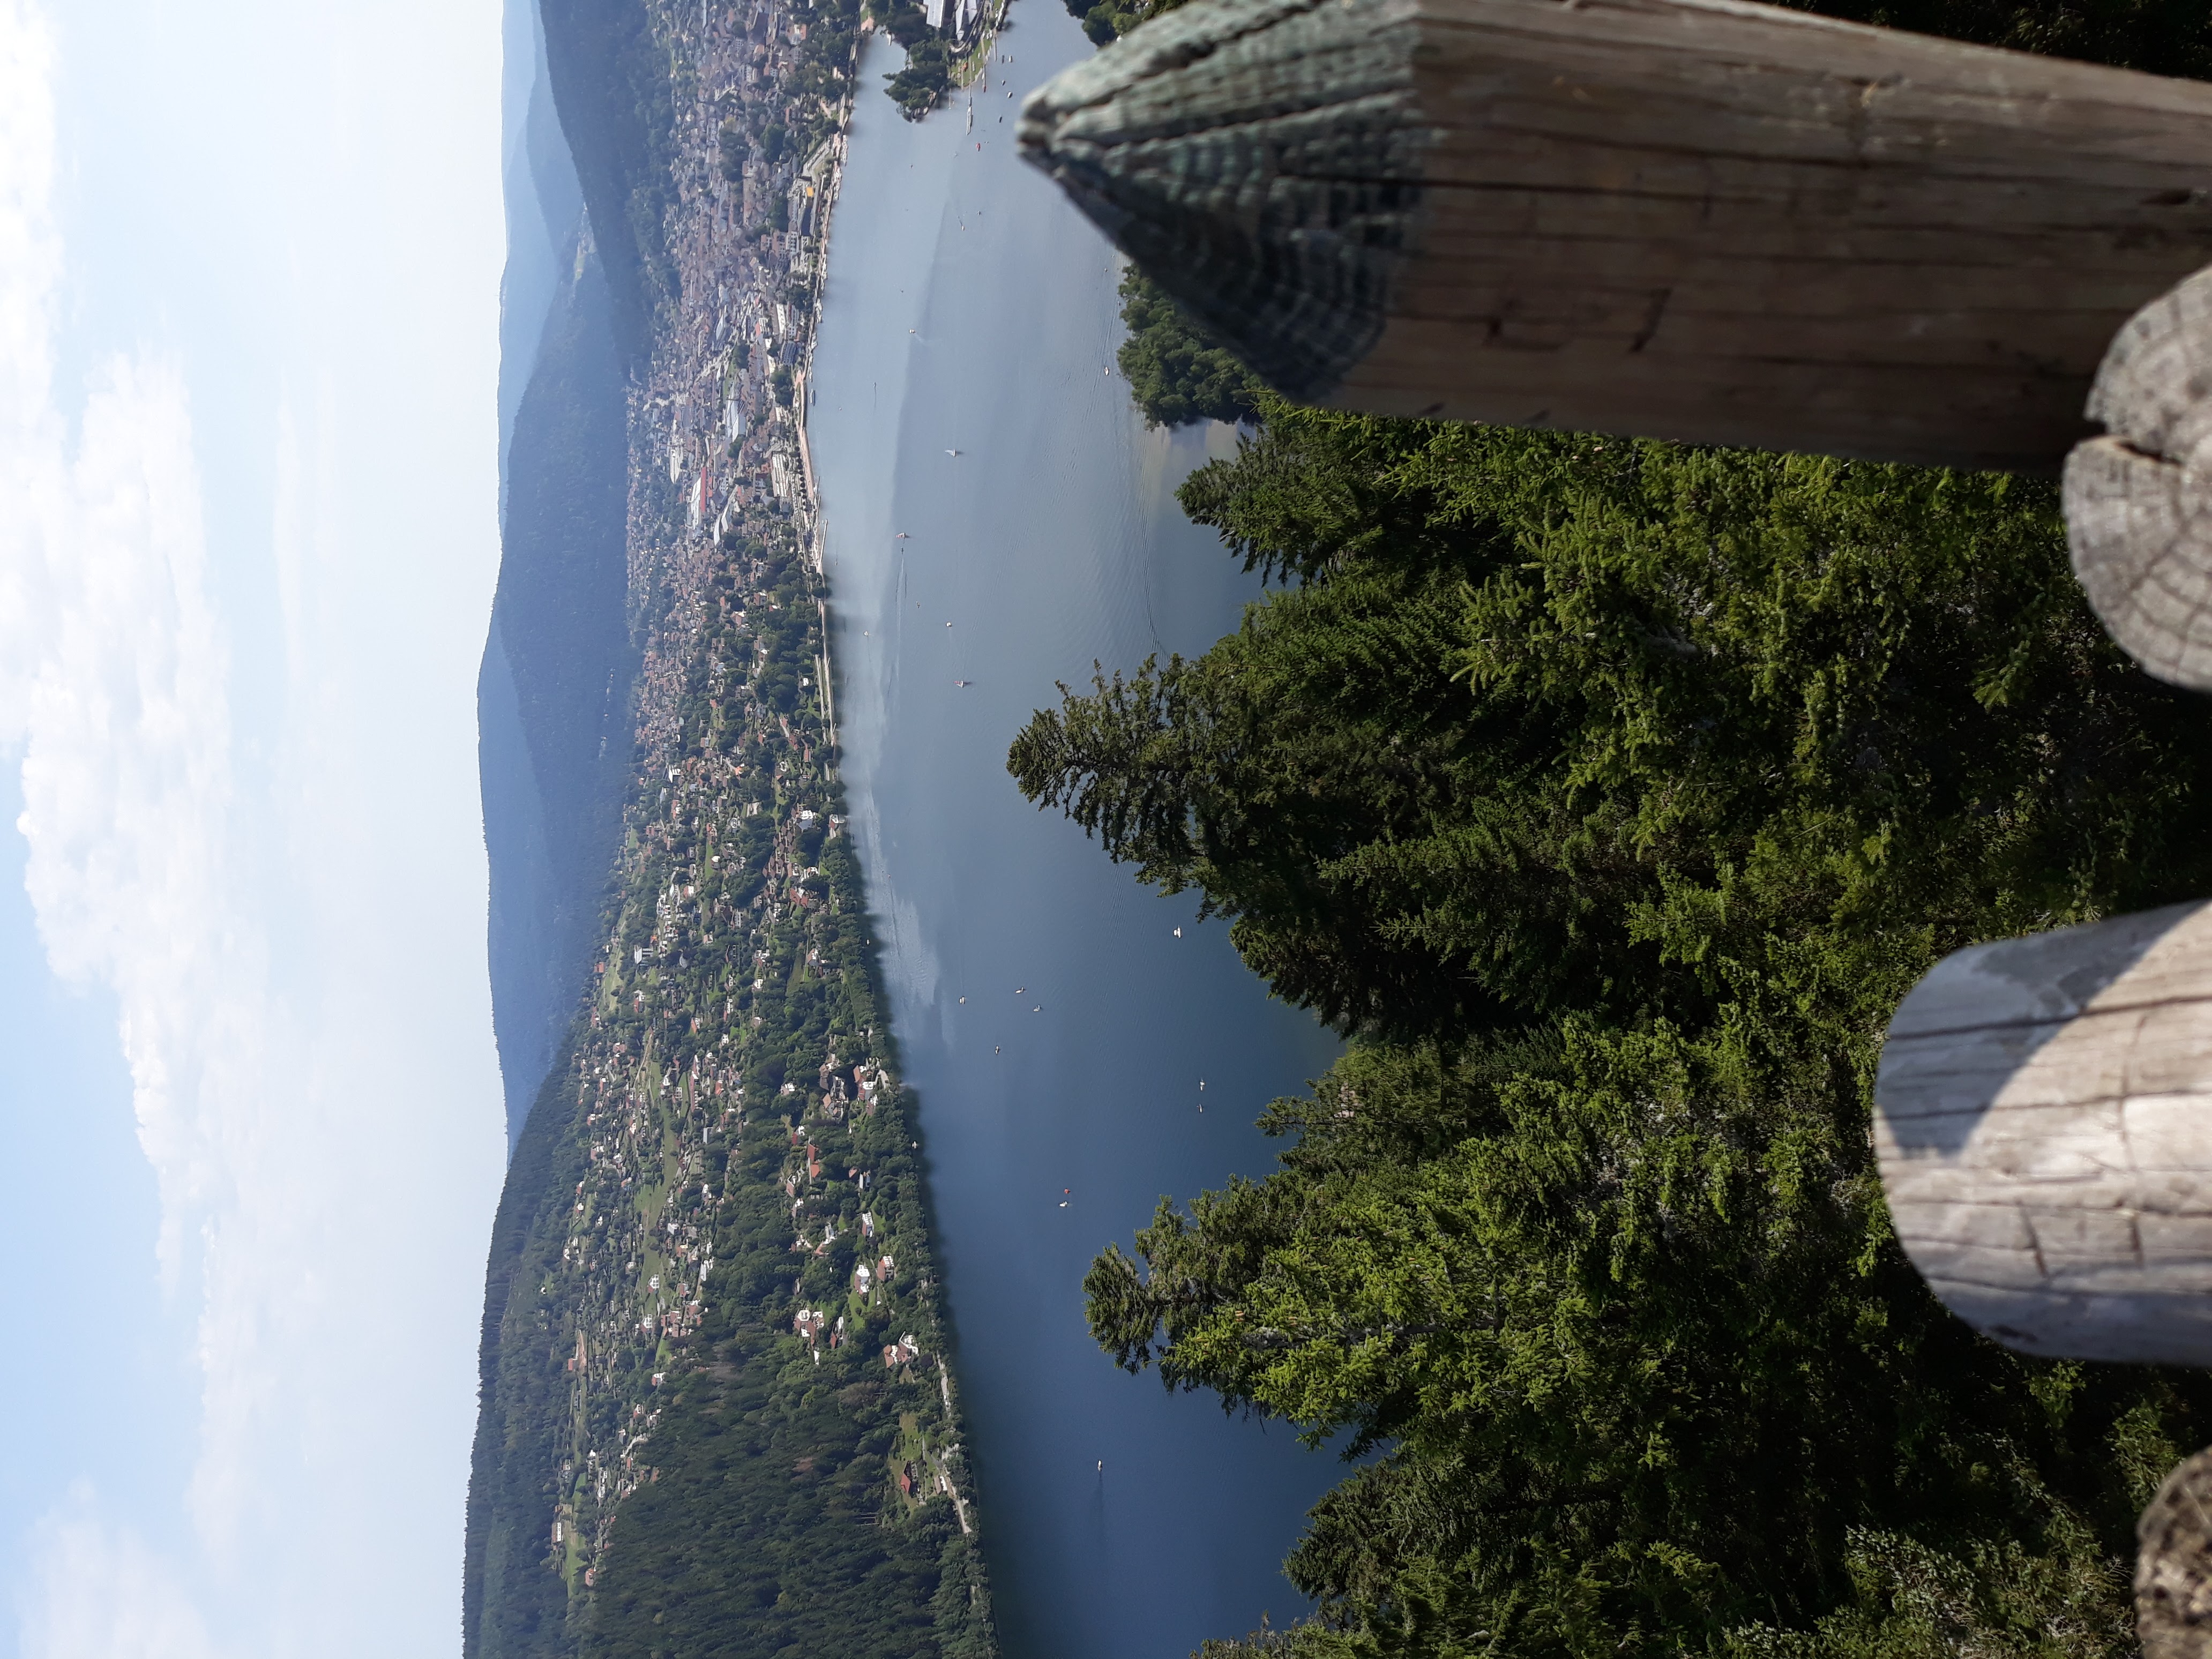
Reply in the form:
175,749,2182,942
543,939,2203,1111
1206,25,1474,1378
1019,0,2212,473
1875,901,2212,1368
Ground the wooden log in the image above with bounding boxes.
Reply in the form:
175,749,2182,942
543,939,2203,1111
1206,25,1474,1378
1018,0,2212,471
2139,1446,2212,1659
1874,901,2212,1368
2062,269,2212,691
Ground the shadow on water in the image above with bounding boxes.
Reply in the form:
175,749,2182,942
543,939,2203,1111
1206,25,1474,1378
809,13,1345,1657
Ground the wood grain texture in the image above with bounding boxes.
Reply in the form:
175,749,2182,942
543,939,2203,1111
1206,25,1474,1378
2139,1447,2212,1659
1874,902,2212,1367
2062,269,2212,691
1019,0,2212,469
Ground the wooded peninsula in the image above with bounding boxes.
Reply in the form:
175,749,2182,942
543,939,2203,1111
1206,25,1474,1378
466,0,1002,1654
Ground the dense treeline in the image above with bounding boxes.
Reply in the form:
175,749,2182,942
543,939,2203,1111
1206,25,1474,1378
1017,401,2212,1656
864,0,963,116
473,2,999,1653
1115,270,1261,430
586,536,992,1659
1015,425,2212,1038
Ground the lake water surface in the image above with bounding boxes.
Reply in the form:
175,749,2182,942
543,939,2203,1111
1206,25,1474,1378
809,16,1346,1656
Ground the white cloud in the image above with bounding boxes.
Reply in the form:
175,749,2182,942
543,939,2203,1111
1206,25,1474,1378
18,354,257,1275
0,0,267,1607
0,0,266,1332
0,0,506,1648
19,1490,222,1659
0,0,60,737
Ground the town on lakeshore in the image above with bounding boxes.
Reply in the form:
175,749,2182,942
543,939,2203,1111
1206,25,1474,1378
465,0,1008,1651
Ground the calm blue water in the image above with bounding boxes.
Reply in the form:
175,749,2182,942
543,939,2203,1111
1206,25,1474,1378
809,17,1346,1657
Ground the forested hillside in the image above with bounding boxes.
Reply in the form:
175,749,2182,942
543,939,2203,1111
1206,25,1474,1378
1037,3,2212,1654
468,525,993,1659
469,0,997,1648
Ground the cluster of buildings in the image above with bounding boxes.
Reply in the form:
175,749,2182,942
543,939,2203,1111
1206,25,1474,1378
523,0,1008,1601
633,0,857,601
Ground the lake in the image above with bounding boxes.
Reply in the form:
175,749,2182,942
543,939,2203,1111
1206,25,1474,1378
808,14,1347,1657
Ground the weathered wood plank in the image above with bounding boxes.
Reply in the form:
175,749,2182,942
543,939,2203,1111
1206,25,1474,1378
1874,901,2212,1367
1019,0,2212,470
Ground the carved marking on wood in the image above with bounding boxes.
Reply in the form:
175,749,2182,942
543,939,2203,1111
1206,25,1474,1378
1875,901,2212,1367
1021,0,2212,470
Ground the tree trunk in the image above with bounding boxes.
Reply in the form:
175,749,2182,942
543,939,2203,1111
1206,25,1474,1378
1874,901,2212,1369
1019,0,2212,472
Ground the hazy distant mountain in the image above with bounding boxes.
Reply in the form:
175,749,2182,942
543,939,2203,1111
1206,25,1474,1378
498,0,587,515
536,0,678,364
481,3,637,1149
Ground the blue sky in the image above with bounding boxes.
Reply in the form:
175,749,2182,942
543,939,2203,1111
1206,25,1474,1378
0,1,508,1651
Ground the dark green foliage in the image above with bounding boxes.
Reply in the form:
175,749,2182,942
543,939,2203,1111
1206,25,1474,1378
1014,401,2212,1656
866,0,946,111
469,497,993,1659
1725,1526,2135,1658
869,0,933,48
884,37,953,118
1066,0,1194,42
718,119,745,181
794,0,863,95
1085,1035,2201,1656
933,1537,997,1659
465,1039,591,1659
1013,406,2212,1041
1081,3,1133,43
1065,0,1126,40
771,367,794,408
581,1114,972,1659
1115,269,1261,429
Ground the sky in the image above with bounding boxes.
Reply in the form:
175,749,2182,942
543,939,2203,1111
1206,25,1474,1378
0,0,508,1653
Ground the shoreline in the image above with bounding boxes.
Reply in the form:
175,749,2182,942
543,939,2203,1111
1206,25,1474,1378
465,0,1004,1648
